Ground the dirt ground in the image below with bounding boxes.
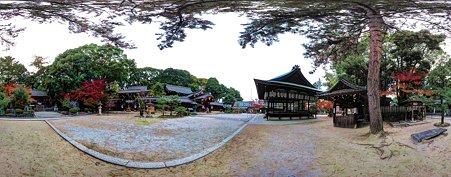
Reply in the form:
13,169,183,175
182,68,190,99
0,117,450,176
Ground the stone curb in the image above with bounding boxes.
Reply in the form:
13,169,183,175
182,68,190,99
0,118,60,121
44,116,253,169
247,115,320,125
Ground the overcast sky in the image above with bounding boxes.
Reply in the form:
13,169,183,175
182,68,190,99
2,13,450,101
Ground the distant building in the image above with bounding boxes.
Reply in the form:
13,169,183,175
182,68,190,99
254,65,321,119
117,86,149,111
116,84,223,112
31,89,49,111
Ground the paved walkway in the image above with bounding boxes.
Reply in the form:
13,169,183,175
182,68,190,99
248,114,321,125
35,112,62,118
0,112,62,121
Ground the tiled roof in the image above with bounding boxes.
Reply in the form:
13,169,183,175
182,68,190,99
318,79,366,97
119,86,148,94
31,90,48,97
127,86,148,91
194,93,213,100
166,84,193,95
209,102,224,107
269,65,315,88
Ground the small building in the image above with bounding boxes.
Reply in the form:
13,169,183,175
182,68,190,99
31,89,49,111
118,86,149,111
163,84,222,112
318,79,368,128
254,65,322,119
209,102,225,111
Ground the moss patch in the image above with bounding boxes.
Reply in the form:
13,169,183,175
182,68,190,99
134,118,165,126
434,122,450,127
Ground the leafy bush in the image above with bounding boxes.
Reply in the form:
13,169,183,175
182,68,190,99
12,88,30,109
69,107,80,113
28,110,35,115
62,98,71,111
224,108,233,113
60,111,68,115
15,109,24,115
175,106,191,116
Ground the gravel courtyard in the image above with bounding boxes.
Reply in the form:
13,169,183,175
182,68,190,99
49,113,254,162
1,116,450,176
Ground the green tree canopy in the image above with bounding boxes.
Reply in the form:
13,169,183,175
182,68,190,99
205,77,227,100
127,67,162,87
0,56,29,85
47,44,136,97
389,30,446,73
11,87,30,109
0,90,11,110
154,68,200,88
151,82,166,97
425,58,451,124
27,56,49,90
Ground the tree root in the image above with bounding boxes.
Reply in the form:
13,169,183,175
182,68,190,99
395,142,416,150
356,136,411,160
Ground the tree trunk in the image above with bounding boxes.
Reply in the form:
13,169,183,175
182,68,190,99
441,97,444,124
367,9,384,134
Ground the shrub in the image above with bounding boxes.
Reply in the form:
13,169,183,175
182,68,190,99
60,111,68,115
434,122,450,127
12,88,30,109
224,108,233,114
175,106,191,117
69,107,80,114
15,109,24,115
28,110,35,115
62,98,71,111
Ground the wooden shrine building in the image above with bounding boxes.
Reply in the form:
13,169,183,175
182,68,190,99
318,79,368,128
254,65,322,119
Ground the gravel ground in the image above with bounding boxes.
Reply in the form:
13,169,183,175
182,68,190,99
196,113,256,122
50,114,246,161
2,117,450,176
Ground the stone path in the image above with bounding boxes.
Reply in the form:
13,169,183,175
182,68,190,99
46,114,258,168
34,111,62,118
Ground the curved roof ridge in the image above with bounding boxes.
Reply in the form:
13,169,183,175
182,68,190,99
269,65,315,88
322,78,366,94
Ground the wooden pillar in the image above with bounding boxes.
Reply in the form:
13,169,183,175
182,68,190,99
333,101,336,126
297,100,300,112
285,90,289,112
307,99,310,118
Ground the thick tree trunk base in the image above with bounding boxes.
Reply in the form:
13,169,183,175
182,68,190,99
367,11,384,134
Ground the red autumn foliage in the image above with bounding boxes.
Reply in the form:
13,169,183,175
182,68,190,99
2,83,36,102
381,67,432,96
392,68,429,82
318,99,333,110
66,80,108,103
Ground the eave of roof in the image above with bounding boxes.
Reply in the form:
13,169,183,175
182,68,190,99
255,79,322,92
318,79,367,97
118,90,146,94
317,89,366,97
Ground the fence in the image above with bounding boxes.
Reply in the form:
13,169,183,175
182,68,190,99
381,106,425,122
